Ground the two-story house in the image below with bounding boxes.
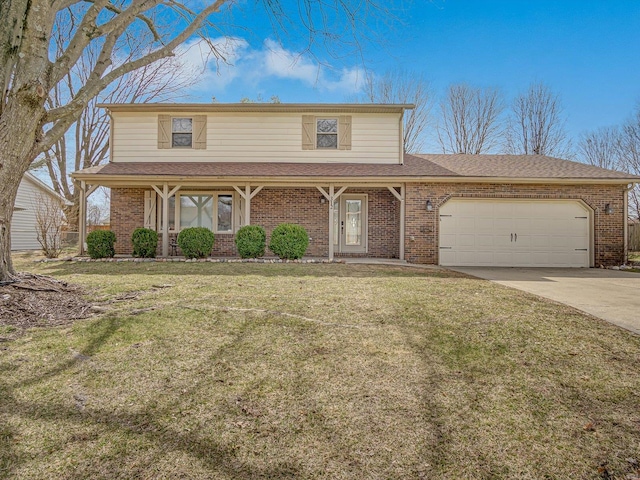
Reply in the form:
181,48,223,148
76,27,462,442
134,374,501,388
72,103,638,267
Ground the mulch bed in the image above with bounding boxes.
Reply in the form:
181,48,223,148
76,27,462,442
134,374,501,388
0,273,93,340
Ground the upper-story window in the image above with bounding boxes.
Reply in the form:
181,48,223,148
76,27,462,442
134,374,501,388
172,118,193,147
316,118,338,149
158,115,207,149
302,115,351,151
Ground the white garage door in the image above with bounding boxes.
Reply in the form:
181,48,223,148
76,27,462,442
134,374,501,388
439,199,591,267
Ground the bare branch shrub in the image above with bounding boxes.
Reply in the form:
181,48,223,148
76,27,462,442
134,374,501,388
34,194,66,258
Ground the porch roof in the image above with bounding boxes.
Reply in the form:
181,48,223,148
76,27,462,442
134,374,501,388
72,154,640,184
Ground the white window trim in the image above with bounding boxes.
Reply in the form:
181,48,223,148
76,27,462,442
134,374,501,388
171,117,193,149
167,191,236,234
316,117,339,150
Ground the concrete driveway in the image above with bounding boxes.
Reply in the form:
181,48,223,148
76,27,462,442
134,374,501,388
449,267,640,334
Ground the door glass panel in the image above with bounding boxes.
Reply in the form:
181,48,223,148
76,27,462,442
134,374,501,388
333,200,339,245
217,194,233,232
345,199,362,246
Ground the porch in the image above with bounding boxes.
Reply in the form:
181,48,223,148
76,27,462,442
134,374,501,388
78,182,406,261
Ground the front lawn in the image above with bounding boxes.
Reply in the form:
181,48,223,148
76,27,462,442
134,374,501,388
1,256,639,479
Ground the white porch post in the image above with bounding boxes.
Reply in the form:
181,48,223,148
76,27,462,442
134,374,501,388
79,181,86,255
245,185,251,226
233,185,264,227
162,183,169,257
399,184,405,260
318,185,348,262
387,185,405,261
328,184,335,261
78,181,98,255
152,183,181,257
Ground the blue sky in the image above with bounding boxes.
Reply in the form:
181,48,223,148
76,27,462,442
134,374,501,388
179,0,640,149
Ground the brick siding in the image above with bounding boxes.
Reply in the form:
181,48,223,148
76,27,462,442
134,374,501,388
404,182,627,267
111,183,626,266
110,187,399,258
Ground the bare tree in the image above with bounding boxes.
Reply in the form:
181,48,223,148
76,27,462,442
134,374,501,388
437,83,504,154
360,71,433,153
34,194,66,258
620,106,640,219
41,17,200,232
86,187,110,227
579,107,640,220
0,0,389,281
505,83,571,157
577,126,622,170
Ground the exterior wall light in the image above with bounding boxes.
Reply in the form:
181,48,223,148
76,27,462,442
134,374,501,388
605,203,613,215
320,197,326,204
426,200,433,211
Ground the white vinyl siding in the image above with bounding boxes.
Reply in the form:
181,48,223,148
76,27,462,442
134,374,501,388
439,199,591,268
11,176,65,250
112,112,400,164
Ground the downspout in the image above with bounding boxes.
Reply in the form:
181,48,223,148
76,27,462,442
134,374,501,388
399,110,404,165
108,110,114,163
624,183,634,264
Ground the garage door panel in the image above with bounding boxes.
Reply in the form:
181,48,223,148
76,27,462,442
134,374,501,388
458,234,477,247
439,199,590,267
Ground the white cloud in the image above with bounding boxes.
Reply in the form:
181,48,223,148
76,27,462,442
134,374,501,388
180,37,366,99
176,37,249,91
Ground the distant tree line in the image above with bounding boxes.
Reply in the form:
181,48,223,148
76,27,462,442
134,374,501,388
359,72,640,218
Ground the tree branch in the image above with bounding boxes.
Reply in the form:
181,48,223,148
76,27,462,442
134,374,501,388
40,0,228,152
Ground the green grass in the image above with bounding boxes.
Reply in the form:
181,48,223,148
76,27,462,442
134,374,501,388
2,254,640,479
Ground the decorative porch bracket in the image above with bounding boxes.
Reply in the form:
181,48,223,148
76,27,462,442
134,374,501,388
78,180,99,255
387,185,406,261
317,185,348,261
232,185,264,227
152,184,181,257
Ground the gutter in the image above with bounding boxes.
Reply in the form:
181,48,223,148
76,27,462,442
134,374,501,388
70,172,640,186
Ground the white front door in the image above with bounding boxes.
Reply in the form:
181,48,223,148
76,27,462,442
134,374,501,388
439,199,591,267
334,194,368,253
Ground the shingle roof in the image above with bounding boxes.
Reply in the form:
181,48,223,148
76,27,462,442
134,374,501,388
412,154,637,179
73,154,640,182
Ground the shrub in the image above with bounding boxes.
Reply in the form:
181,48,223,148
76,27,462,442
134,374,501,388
131,228,158,258
235,225,266,258
86,230,116,259
177,227,215,259
269,223,309,260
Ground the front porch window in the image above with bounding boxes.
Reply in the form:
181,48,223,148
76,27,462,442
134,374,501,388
159,192,235,233
180,195,214,230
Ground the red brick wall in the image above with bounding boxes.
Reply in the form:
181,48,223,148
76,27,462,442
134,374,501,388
110,188,144,255
404,183,627,267
110,187,399,258
111,184,626,265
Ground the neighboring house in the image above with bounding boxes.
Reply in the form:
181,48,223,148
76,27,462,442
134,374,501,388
12,172,69,250
72,103,639,267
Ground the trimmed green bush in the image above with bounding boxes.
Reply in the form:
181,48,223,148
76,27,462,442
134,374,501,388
86,230,116,259
177,227,215,259
131,228,158,258
235,225,266,258
268,223,309,260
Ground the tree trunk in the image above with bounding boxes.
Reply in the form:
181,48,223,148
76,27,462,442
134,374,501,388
63,193,80,233
0,102,46,281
